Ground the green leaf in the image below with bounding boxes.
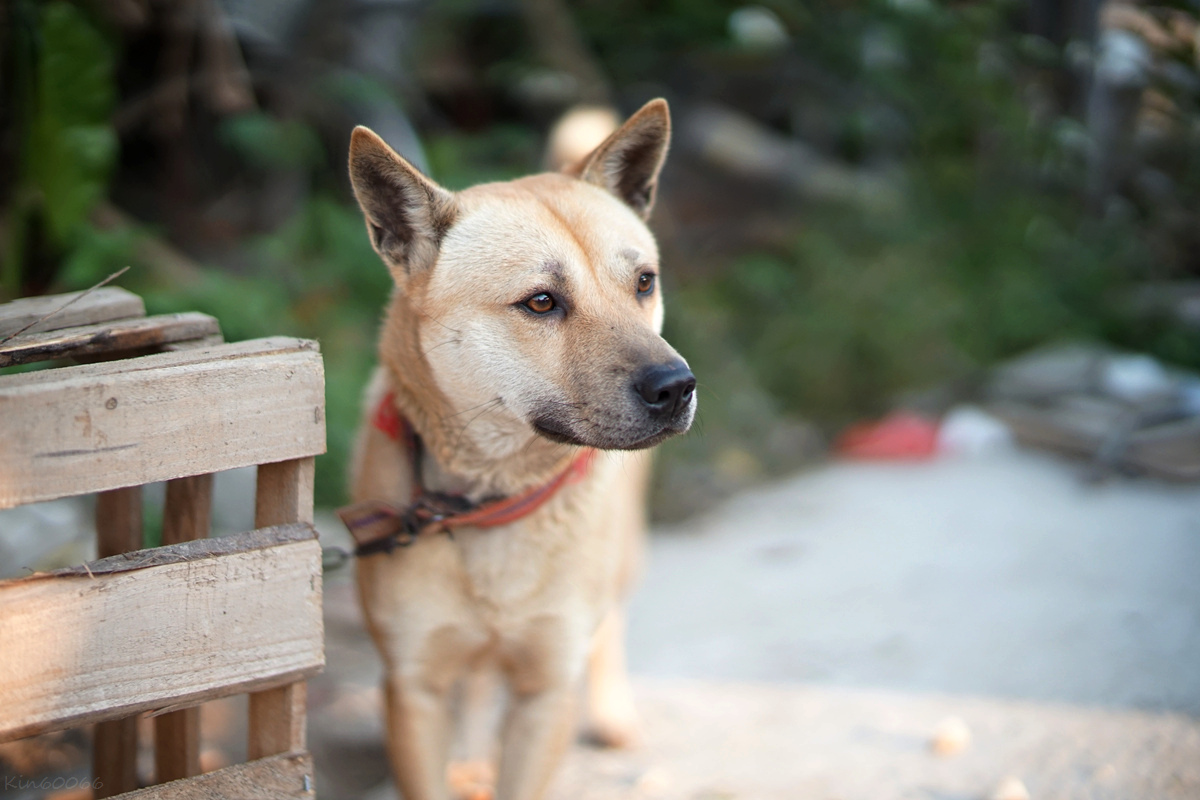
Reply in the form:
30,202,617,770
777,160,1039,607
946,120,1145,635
26,2,117,243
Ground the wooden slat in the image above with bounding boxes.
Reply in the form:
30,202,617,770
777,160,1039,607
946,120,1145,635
0,524,324,741
0,337,325,508
155,474,213,785
97,487,145,558
249,684,308,760
249,458,315,759
0,287,145,339
95,720,140,798
95,486,145,798
256,459,316,528
162,333,225,352
113,752,315,799
155,710,201,786
0,313,221,368
161,475,213,547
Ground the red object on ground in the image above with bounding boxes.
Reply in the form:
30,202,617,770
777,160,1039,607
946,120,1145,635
835,412,940,460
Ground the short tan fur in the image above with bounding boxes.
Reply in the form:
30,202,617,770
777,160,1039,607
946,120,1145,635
347,99,694,800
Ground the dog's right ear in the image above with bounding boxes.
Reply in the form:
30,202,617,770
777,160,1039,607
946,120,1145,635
348,126,457,278
571,99,670,220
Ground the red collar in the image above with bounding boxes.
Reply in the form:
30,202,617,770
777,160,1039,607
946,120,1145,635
338,392,596,554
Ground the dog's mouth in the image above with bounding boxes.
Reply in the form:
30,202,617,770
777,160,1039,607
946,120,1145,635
531,405,694,451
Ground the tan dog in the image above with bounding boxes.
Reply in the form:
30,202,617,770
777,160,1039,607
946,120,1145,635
346,99,695,800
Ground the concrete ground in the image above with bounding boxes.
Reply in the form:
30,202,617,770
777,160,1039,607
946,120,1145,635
308,447,1200,800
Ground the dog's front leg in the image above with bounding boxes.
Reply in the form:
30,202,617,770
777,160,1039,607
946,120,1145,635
494,682,579,800
584,606,640,748
383,670,456,800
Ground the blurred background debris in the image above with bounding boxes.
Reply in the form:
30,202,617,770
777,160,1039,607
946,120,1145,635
4,0,1199,513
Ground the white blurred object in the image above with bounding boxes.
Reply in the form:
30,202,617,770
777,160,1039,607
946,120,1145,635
990,776,1031,800
728,6,789,51
1100,354,1174,402
545,106,619,171
929,715,972,756
938,406,1015,456
1094,28,1152,89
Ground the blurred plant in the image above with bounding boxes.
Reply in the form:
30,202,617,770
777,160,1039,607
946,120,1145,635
2,0,118,298
144,190,391,508
663,0,1196,428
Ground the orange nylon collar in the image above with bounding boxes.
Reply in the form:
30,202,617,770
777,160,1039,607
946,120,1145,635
337,392,596,554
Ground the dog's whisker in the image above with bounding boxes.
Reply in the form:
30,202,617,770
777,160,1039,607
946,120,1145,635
441,396,503,421
452,398,505,449
421,337,461,357
415,307,462,336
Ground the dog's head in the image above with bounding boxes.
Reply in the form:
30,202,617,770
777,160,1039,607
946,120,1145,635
349,100,694,455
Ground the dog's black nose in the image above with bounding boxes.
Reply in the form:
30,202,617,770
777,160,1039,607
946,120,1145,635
634,362,696,418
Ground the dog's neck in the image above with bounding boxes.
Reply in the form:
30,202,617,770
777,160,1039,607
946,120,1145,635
378,297,582,501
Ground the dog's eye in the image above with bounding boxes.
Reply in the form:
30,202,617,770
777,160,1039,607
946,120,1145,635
524,293,556,314
637,273,656,296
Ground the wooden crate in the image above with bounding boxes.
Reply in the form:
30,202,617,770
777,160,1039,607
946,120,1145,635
0,288,326,798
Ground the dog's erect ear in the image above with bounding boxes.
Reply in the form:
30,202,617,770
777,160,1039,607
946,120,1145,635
349,126,457,277
572,99,670,220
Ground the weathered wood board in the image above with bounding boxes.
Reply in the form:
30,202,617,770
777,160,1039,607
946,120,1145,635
113,752,315,799
0,525,324,741
0,288,145,339
0,313,221,367
0,337,325,508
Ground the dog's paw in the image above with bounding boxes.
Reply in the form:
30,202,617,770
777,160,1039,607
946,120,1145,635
447,760,495,800
581,715,642,750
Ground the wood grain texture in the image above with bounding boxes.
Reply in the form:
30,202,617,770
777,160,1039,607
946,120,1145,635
154,710,200,785
250,458,316,760
0,338,325,508
112,752,315,799
0,313,220,367
95,716,140,798
249,684,307,760
155,474,213,784
161,474,213,546
96,487,144,557
94,486,144,797
0,526,324,741
0,288,145,339
256,458,316,528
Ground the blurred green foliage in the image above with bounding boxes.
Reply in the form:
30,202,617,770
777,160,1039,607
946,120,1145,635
143,194,391,508
3,0,117,295
3,0,1198,514
661,0,1194,439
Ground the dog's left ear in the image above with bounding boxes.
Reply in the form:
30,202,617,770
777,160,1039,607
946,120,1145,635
572,99,670,220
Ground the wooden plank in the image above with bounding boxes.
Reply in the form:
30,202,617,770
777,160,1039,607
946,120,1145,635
95,719,140,798
0,313,221,368
0,525,324,741
96,487,145,558
0,338,325,508
250,458,315,759
154,710,200,785
45,523,316,577
114,752,315,799
249,684,308,760
162,333,225,352
155,475,213,785
161,474,213,546
0,287,145,339
256,458,316,528
94,486,145,798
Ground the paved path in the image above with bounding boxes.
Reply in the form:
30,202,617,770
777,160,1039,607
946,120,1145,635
628,450,1200,712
